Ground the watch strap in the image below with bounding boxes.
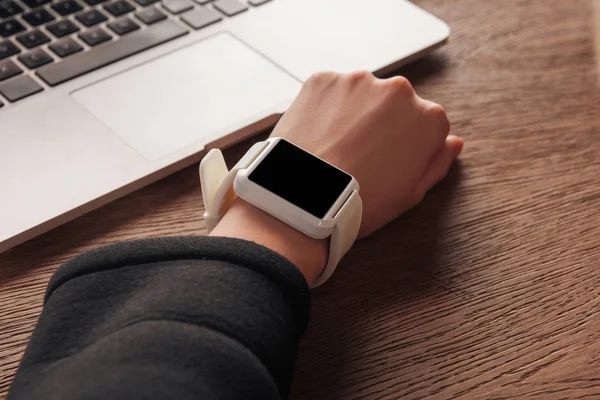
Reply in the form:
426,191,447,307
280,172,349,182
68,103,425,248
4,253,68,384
199,140,362,287
200,141,268,232
311,190,362,287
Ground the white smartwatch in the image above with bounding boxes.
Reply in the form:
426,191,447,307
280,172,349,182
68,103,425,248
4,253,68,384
199,137,363,287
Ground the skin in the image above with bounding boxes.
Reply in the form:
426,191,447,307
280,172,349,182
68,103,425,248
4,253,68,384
210,70,463,286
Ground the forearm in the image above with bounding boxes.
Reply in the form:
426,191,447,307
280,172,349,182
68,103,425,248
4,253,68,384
8,236,310,400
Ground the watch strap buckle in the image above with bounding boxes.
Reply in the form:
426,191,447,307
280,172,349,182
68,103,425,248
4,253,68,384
200,141,268,232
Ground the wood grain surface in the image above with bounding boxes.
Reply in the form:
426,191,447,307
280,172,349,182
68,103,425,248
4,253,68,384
2,0,600,398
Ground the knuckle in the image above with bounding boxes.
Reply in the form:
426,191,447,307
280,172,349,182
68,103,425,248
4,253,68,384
345,69,373,83
305,71,337,87
387,76,414,95
426,103,447,118
426,103,450,132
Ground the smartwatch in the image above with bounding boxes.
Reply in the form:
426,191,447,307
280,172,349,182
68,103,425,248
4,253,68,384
199,137,362,287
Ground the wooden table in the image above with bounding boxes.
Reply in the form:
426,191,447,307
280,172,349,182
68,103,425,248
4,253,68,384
2,0,600,398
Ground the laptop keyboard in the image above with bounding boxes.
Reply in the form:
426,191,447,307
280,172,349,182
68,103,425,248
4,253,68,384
0,0,270,104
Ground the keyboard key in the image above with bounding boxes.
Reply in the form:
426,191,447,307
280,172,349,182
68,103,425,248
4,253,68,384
18,48,53,68
52,0,83,16
76,9,108,26
21,0,51,8
16,29,50,48
213,0,247,16
46,19,79,38
181,6,221,29
0,40,20,60
38,20,188,86
0,20,26,38
194,0,212,4
78,27,111,46
49,38,83,57
108,17,139,35
248,0,270,5
104,0,134,16
0,75,42,101
162,0,192,14
0,60,22,81
134,0,159,6
0,1,23,18
135,7,166,24
23,9,55,27
84,0,108,5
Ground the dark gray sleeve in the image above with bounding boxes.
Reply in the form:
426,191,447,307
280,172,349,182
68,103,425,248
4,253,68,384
7,236,311,400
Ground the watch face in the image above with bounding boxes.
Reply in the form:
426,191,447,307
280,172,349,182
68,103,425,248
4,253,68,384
248,139,352,219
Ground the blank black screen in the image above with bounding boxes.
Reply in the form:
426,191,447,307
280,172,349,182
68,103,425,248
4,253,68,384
248,140,351,218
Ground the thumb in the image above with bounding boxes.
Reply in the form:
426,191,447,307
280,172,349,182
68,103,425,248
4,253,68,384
416,135,463,197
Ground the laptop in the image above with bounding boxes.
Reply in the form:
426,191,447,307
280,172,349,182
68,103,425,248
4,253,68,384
0,0,449,253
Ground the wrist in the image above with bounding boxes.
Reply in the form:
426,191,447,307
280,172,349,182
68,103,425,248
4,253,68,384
209,198,329,285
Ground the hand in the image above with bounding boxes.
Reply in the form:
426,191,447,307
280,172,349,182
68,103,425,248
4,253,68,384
211,71,462,284
273,70,462,238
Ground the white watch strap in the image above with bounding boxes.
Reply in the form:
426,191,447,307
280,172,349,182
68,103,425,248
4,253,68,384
311,190,362,287
199,142,362,287
200,141,268,232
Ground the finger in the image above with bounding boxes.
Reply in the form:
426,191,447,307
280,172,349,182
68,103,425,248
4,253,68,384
416,135,463,197
421,100,450,141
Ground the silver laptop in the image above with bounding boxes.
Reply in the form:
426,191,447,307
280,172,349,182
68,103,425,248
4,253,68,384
0,0,449,252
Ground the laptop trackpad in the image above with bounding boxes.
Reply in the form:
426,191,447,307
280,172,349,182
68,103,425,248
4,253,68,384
72,33,301,160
